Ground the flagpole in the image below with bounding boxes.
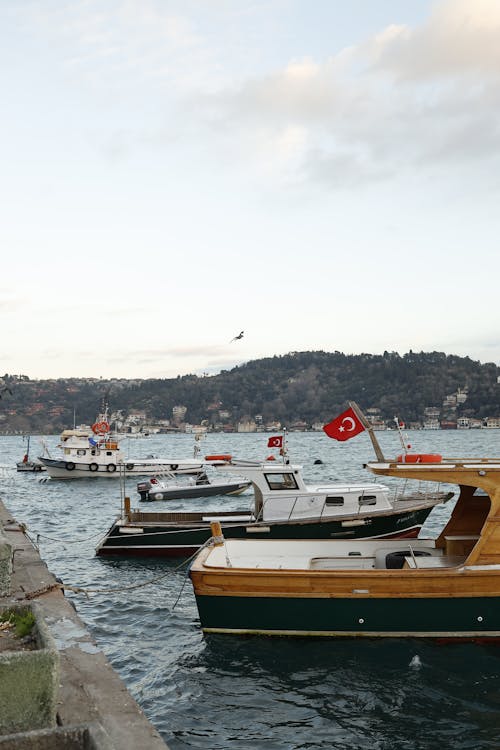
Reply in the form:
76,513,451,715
348,401,385,462
281,427,288,464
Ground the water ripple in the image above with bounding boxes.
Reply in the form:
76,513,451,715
3,432,500,748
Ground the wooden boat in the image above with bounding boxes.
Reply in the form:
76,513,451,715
95,455,452,557
189,454,500,639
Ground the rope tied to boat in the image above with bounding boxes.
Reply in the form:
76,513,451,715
20,537,215,607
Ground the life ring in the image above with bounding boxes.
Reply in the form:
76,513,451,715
170,464,179,471
89,463,99,472
396,453,442,464
153,493,164,501
92,421,110,435
126,463,134,471
65,462,75,471
107,463,116,473
205,454,232,462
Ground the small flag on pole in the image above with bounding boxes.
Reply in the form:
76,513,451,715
267,435,283,448
323,407,366,442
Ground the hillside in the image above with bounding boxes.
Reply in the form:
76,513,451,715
1,350,499,433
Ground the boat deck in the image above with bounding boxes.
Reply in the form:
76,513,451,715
201,538,473,571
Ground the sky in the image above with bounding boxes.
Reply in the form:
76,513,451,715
2,0,500,379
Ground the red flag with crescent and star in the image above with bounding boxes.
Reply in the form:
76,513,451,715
322,407,365,442
267,435,283,448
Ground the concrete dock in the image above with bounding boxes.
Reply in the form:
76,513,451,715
0,500,169,749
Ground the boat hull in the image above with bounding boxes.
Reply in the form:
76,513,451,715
192,592,500,639
16,461,45,472
38,457,203,479
95,506,429,557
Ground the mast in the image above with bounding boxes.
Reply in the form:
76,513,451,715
348,401,385,462
394,416,409,456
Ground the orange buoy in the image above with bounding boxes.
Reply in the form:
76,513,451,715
266,455,276,461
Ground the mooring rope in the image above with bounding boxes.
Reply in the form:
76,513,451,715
21,538,212,607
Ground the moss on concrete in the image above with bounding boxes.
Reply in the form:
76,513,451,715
0,604,59,734
0,527,12,596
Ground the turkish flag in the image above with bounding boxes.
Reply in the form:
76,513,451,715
323,407,365,442
267,435,283,448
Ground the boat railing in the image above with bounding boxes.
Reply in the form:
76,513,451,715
389,478,449,503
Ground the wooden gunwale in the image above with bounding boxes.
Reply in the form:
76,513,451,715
190,548,500,599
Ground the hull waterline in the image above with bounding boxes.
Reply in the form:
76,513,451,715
193,593,500,639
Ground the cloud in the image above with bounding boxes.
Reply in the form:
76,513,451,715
101,345,233,363
367,0,500,79
195,0,500,188
22,0,214,93
18,0,500,188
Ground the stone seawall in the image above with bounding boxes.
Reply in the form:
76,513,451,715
0,500,169,749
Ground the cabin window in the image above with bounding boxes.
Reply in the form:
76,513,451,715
106,451,113,456
77,450,86,456
264,473,299,491
90,449,99,456
325,496,344,506
359,495,377,506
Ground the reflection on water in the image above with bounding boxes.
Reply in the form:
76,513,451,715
2,430,500,749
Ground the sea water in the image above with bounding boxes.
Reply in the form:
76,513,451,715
2,429,500,750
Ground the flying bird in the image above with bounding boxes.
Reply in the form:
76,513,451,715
230,331,244,343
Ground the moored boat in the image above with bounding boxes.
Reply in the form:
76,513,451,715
95,454,452,557
16,436,46,472
137,469,251,502
38,408,205,479
189,454,500,639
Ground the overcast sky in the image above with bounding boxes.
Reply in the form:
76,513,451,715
2,0,500,379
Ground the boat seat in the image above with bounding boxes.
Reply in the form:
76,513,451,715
374,546,441,569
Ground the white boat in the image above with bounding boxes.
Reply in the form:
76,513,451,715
38,410,205,479
216,456,452,533
137,468,251,501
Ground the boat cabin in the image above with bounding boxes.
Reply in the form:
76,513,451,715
219,459,392,521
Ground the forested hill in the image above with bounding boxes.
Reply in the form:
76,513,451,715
1,350,499,433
